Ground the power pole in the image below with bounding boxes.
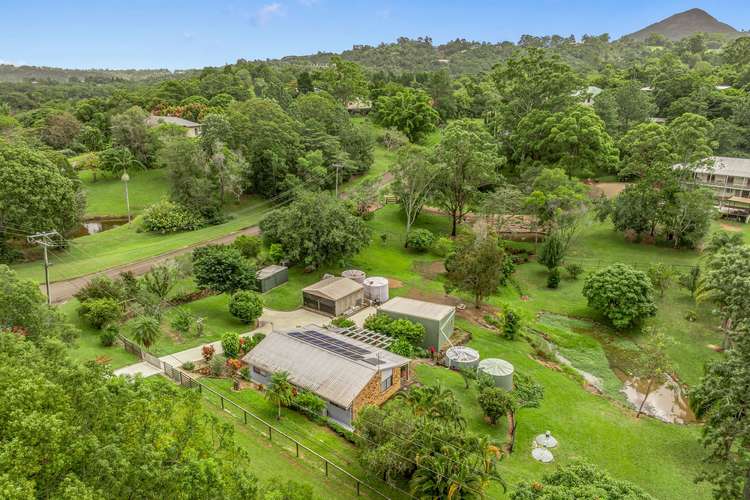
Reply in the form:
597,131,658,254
27,231,59,305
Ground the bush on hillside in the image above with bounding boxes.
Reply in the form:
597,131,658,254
79,298,122,330
406,228,435,252
233,235,262,259
582,263,657,329
141,200,204,234
228,290,263,324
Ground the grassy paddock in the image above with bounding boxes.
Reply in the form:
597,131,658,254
81,168,170,218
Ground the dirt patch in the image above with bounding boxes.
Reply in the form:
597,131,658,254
387,277,403,289
406,288,462,306
413,260,446,280
720,223,742,232
590,182,628,199
457,303,501,325
707,344,724,352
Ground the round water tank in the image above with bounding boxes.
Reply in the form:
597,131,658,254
342,269,366,284
444,346,480,371
478,358,514,391
363,276,389,303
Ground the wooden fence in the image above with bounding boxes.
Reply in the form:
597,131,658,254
161,360,397,499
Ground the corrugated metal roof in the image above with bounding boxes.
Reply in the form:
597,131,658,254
303,277,363,301
146,115,201,128
379,297,454,321
686,157,750,178
242,325,408,408
256,265,287,280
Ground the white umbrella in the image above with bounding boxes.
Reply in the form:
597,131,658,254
535,431,558,448
531,447,554,463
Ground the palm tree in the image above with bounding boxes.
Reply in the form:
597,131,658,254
402,384,466,428
266,371,294,421
130,315,161,349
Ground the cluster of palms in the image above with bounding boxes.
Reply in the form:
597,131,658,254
356,384,505,499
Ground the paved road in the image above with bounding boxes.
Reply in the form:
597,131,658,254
46,225,260,304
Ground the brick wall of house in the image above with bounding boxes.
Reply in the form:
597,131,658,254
352,363,409,419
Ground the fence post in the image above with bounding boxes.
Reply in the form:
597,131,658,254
325,461,328,477
296,442,299,457
357,481,361,496
178,371,183,385
243,410,247,425
268,426,272,441
221,396,225,410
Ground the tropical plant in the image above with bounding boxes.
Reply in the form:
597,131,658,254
170,308,195,335
266,371,295,421
130,315,161,349
294,390,326,415
221,331,241,359
478,387,516,425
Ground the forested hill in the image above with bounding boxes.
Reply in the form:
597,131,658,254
0,64,180,83
623,8,742,42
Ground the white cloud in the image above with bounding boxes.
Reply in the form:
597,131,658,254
253,3,286,26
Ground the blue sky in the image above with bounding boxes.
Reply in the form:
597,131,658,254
1,1,748,69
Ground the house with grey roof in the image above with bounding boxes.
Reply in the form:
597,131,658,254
680,156,750,222
243,325,410,427
145,115,202,137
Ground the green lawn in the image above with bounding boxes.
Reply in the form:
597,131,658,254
81,168,170,218
201,378,404,498
13,197,268,283
59,300,139,369
414,321,710,500
202,402,374,499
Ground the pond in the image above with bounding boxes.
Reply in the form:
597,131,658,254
73,218,129,237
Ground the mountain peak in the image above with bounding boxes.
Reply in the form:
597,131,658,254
623,8,741,41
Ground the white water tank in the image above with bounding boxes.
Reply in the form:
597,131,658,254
444,346,480,371
363,276,389,303
342,269,366,284
478,358,514,391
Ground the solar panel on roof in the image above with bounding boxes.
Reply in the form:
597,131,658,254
288,330,372,361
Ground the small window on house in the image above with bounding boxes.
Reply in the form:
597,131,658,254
380,376,393,392
400,365,409,381
252,366,268,377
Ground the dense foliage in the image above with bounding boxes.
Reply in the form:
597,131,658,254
582,263,657,329
192,244,257,294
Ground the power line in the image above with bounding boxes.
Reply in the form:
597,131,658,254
26,231,60,305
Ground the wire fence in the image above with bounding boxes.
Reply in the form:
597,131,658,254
160,361,402,500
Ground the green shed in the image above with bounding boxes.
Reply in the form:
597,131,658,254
378,297,455,351
256,265,288,293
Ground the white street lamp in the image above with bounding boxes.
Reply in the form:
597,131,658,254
121,170,131,223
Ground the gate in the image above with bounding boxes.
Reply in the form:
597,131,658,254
143,351,162,370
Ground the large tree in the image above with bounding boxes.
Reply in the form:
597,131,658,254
0,141,84,250
690,321,750,500
315,56,369,104
374,87,439,143
0,332,264,498
40,111,82,150
698,244,750,333
582,263,657,329
389,145,440,242
111,105,154,166
445,232,513,308
260,192,371,267
432,119,501,236
617,122,675,179
524,167,588,230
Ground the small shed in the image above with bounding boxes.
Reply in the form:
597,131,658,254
256,265,288,293
478,358,514,391
303,277,364,316
378,297,455,351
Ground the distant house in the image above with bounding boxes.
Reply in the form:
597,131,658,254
573,86,602,106
682,156,750,222
302,277,364,316
243,325,410,427
345,98,371,115
145,115,201,137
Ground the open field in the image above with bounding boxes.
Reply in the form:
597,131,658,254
80,167,170,218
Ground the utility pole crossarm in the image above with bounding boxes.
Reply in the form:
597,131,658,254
26,231,60,305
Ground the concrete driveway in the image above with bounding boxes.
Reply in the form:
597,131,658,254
114,307,331,377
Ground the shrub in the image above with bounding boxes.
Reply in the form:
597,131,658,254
478,387,515,425
195,317,206,337
685,309,698,322
268,243,285,264
388,337,415,357
182,361,195,371
582,263,657,329
221,331,241,359
193,245,257,293
564,263,583,280
380,128,408,150
330,316,355,328
248,333,266,351
538,231,566,271
209,355,226,376
431,236,454,257
74,275,124,303
201,344,215,362
363,313,393,333
546,267,561,289
647,263,674,297
170,308,194,335
141,199,204,234
233,234,262,258
386,319,425,347
240,366,251,380
100,324,118,347
503,307,521,340
295,390,326,415
79,298,122,330
228,291,264,324
406,228,435,252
